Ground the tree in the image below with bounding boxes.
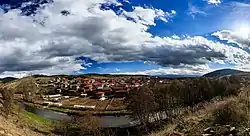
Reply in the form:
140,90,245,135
127,86,159,128
54,113,101,136
0,87,14,117
15,77,38,102
153,84,178,117
75,112,101,135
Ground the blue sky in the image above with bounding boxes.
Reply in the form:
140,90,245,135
77,0,249,75
0,0,250,77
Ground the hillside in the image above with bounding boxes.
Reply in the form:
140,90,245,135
0,115,43,136
0,77,18,83
150,86,250,136
1,73,246,136
203,69,248,77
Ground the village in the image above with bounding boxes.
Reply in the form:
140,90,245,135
27,76,169,111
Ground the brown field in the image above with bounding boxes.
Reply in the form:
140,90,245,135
61,97,89,106
106,98,126,110
61,97,126,111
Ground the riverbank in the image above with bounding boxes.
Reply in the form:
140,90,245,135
16,102,141,135
14,105,54,134
19,101,132,116
0,105,53,136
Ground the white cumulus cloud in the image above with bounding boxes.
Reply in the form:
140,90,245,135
212,30,250,48
0,0,249,77
112,64,213,76
205,0,222,5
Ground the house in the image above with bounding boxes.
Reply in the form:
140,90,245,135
73,105,96,109
80,93,88,97
134,83,140,87
48,102,62,107
76,77,83,81
96,92,105,98
83,84,94,95
102,87,112,95
43,94,61,101
45,94,61,98
51,97,60,102
63,96,70,99
97,84,104,90
99,96,107,101
56,89,62,93
63,77,68,81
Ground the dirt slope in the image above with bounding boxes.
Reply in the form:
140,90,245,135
0,115,43,136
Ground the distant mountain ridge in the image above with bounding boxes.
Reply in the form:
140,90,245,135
0,77,18,83
203,69,249,77
1,70,247,81
156,74,199,78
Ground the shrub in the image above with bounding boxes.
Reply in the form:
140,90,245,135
15,78,38,102
212,100,248,126
53,113,101,136
53,121,79,136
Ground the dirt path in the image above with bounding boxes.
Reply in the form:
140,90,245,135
0,115,43,136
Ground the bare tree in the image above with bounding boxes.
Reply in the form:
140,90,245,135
0,87,14,117
15,77,38,102
127,86,159,128
75,112,101,136
54,113,101,136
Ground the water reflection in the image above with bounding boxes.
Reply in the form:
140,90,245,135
18,102,135,128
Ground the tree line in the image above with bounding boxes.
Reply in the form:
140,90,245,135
126,76,241,132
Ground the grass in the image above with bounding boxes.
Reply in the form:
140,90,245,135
19,110,52,126
14,106,53,133
212,100,248,126
149,88,250,136
21,101,131,115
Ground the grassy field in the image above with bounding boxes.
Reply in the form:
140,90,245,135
14,106,53,133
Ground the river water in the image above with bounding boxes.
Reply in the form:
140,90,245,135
18,102,137,128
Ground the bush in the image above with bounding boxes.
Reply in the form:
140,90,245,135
15,78,38,102
53,114,101,136
212,100,248,126
53,120,79,136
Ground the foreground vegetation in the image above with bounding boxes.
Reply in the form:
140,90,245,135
15,106,53,134
1,75,250,136
150,91,250,136
127,76,243,135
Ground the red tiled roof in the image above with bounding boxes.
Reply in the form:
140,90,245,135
63,78,68,80
76,77,82,80
96,92,105,95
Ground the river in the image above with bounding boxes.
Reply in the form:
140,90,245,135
18,102,138,128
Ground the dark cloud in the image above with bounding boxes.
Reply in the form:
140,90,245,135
212,30,250,48
142,43,226,66
0,0,249,77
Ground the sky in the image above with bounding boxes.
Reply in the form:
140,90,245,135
0,0,250,77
